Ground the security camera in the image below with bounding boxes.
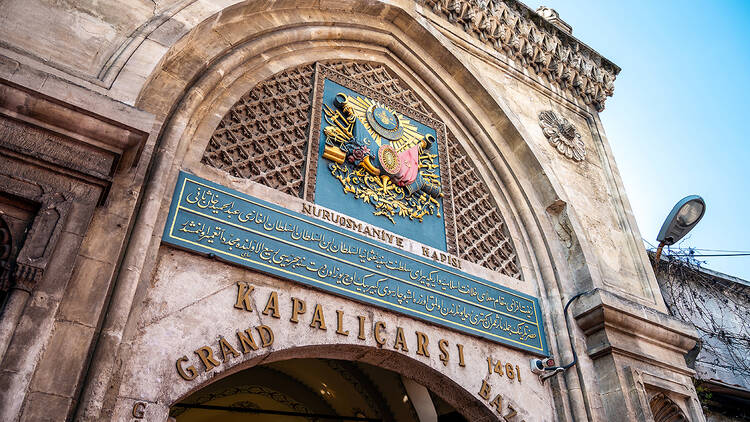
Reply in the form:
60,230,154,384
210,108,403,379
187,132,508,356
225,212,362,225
530,357,556,375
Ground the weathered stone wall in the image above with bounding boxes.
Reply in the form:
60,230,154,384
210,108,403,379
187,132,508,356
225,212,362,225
0,1,708,421
655,258,750,420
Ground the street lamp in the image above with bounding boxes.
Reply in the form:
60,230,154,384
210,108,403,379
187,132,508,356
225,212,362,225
654,195,706,263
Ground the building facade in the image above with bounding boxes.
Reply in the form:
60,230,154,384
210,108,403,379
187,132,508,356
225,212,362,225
654,255,750,422
0,1,705,420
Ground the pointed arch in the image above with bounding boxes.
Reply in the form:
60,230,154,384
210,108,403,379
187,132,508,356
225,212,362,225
650,393,688,422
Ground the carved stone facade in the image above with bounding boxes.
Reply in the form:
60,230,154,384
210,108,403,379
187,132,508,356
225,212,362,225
422,0,619,111
0,1,710,422
650,393,689,422
203,60,520,277
202,64,316,197
448,133,520,277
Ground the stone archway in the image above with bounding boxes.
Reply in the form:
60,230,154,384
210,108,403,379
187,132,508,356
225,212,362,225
76,3,592,420
169,352,482,422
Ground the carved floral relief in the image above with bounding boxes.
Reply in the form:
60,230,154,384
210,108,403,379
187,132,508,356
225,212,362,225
538,110,585,162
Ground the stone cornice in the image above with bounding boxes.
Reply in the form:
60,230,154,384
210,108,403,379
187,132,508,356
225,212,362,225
572,288,698,375
420,0,620,111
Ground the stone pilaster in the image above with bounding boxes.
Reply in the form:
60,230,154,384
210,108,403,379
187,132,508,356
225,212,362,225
573,289,705,421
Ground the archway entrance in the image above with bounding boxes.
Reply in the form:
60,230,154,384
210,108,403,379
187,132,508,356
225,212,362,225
170,358,467,421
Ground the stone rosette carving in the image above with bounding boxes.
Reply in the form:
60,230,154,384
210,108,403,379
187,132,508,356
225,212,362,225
538,110,585,162
421,0,619,111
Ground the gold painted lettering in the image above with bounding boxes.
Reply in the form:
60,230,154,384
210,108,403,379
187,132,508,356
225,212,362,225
438,339,450,366
234,282,254,311
504,405,518,419
505,363,515,380
394,327,409,352
237,329,259,353
431,251,439,261
336,310,349,336
358,315,366,340
302,203,312,215
310,304,327,330
422,246,430,258
257,325,274,347
176,356,197,381
374,321,387,346
478,379,491,400
416,331,430,357
490,394,503,413
290,297,306,323
494,359,504,376
132,402,146,419
457,344,466,367
516,365,522,383
218,336,240,361
194,346,220,371
395,237,404,248
262,291,280,318
322,210,331,221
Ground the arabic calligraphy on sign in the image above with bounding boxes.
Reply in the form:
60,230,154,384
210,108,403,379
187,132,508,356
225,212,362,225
163,172,548,355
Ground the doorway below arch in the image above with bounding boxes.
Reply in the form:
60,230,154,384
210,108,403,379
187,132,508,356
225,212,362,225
170,358,468,422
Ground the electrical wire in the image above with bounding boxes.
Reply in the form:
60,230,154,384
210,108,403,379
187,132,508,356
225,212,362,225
692,248,750,253
666,253,750,258
642,240,750,258
544,290,592,374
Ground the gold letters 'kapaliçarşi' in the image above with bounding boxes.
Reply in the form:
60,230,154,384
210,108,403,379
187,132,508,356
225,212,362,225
321,92,442,224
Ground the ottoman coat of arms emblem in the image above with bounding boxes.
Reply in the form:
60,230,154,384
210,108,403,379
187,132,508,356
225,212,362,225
320,91,443,224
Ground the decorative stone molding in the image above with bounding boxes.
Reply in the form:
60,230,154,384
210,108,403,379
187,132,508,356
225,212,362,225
572,289,699,375
536,7,572,35
539,110,585,162
202,64,316,197
0,77,151,203
0,71,151,289
448,133,520,278
623,367,705,422
12,192,70,291
421,0,619,111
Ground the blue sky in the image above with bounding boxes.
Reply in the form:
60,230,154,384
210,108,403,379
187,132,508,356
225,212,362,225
521,1,750,279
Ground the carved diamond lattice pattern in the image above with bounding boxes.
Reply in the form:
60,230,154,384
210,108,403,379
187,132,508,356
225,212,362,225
324,61,432,116
448,134,520,278
202,64,315,197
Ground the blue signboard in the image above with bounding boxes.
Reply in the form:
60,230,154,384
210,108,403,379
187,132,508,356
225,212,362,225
163,171,548,355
